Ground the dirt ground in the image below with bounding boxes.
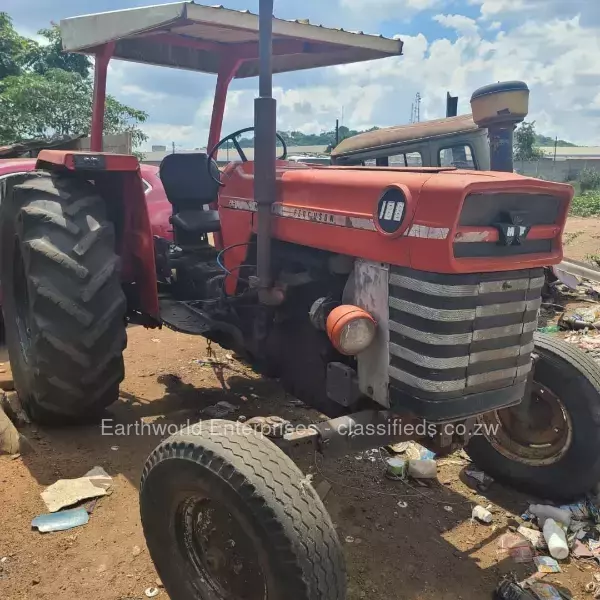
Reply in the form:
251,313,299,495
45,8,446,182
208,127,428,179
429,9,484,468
563,216,600,262
2,215,600,600
1,323,599,600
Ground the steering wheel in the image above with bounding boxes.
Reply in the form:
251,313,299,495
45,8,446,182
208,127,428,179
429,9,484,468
207,126,288,186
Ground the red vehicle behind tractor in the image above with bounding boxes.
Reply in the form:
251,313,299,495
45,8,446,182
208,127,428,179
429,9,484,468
1,2,599,598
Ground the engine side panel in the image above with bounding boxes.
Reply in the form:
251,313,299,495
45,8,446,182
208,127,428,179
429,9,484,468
353,260,390,407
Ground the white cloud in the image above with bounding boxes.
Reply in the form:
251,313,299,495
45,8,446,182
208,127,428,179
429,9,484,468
339,0,442,24
142,124,197,147
331,13,600,145
433,14,479,36
469,0,600,22
74,0,599,149
468,0,527,19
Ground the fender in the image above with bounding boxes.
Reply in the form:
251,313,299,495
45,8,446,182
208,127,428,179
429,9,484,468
35,150,160,323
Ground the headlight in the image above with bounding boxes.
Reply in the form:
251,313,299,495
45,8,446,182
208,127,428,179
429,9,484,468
326,305,377,355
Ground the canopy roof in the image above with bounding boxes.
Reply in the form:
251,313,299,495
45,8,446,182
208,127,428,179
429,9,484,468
60,2,403,78
332,114,479,157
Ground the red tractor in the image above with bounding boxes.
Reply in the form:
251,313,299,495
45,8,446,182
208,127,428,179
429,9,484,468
1,2,599,598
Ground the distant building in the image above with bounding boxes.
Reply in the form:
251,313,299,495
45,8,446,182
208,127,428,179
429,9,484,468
517,146,600,182
539,147,600,160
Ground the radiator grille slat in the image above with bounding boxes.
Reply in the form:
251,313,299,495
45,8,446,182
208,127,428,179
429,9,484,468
388,266,541,402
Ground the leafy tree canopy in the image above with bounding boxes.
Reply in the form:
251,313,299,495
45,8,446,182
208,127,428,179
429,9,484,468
514,121,545,161
534,133,577,148
235,125,380,151
29,25,92,78
0,13,147,149
0,14,35,81
0,69,147,148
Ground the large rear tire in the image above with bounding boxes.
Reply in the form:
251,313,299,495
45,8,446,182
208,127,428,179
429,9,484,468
467,333,600,501
0,171,127,423
140,420,346,600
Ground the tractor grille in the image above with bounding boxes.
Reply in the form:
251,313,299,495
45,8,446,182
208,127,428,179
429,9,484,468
387,266,543,415
454,192,562,258
458,193,561,227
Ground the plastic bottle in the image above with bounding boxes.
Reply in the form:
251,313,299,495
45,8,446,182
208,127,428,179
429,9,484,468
537,325,560,334
528,504,571,527
407,459,437,479
542,518,569,560
472,505,493,523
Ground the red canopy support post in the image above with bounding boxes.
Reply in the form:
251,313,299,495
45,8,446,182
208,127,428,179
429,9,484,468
207,57,243,153
90,42,115,152
207,56,243,250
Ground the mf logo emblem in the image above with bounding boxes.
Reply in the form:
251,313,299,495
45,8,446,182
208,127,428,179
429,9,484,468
376,189,407,234
494,211,530,246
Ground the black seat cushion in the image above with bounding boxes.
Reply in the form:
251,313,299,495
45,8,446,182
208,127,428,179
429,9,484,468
159,153,220,210
171,210,221,233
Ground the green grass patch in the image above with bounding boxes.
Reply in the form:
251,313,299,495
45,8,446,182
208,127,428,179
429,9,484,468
570,192,600,217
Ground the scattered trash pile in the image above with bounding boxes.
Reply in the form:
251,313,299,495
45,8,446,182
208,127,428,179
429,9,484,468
382,441,600,599
542,265,600,337
539,273,600,361
31,466,113,533
493,497,600,599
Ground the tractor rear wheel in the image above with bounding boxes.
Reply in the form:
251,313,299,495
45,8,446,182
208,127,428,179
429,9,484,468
466,333,600,501
0,171,126,423
140,420,346,600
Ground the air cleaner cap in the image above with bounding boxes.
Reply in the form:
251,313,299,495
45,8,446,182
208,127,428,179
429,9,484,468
470,80,529,127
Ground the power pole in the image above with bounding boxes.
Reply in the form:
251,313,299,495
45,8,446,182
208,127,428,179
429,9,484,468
410,93,422,123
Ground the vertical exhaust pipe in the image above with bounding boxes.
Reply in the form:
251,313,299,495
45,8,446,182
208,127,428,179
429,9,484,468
255,0,277,302
470,81,530,172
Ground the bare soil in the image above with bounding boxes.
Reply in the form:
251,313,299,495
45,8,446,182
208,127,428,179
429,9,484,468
563,216,600,262
1,325,598,600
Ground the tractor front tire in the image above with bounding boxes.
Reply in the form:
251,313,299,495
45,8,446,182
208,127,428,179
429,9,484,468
0,171,127,424
140,420,346,600
467,333,600,501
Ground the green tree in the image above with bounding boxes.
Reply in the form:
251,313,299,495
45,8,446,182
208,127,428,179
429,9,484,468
28,24,91,78
0,13,147,150
0,14,35,81
0,69,147,147
514,121,544,161
535,133,577,148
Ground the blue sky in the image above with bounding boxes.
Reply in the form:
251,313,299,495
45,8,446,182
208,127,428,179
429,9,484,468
7,0,600,149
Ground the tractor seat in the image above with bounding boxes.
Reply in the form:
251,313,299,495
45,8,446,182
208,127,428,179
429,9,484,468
171,210,221,233
159,152,221,234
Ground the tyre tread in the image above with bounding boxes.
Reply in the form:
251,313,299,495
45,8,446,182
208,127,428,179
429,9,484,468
1,172,126,422
141,422,346,600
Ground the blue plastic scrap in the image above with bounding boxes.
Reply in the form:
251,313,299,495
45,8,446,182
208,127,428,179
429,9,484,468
31,507,89,533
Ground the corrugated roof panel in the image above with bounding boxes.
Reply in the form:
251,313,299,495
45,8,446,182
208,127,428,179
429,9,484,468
60,2,402,77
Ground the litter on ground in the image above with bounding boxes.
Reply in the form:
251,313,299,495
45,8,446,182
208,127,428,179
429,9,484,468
534,556,562,574
31,507,89,533
40,466,113,512
472,505,493,524
465,467,494,490
201,400,239,419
